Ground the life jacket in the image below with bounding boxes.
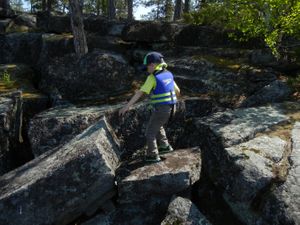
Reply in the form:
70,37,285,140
150,64,177,105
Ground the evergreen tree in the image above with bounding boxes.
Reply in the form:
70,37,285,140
165,0,173,21
108,0,115,19
140,0,166,20
11,0,24,11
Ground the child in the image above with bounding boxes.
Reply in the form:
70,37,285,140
119,52,180,162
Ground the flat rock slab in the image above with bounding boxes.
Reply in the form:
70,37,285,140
28,103,120,157
117,147,201,204
197,104,289,147
0,117,120,225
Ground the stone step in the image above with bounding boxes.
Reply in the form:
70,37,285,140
117,147,201,204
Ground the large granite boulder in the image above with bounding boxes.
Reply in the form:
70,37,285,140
36,12,71,33
191,103,300,224
4,13,36,33
0,32,42,65
28,103,120,157
240,80,291,107
161,196,212,225
0,118,121,225
259,122,300,225
39,51,135,100
0,91,22,175
37,33,74,70
122,21,183,43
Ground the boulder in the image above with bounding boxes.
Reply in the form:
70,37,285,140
0,118,121,225
39,51,135,100
38,13,71,33
161,196,212,225
259,122,300,225
192,104,300,224
87,34,132,53
37,33,74,69
0,91,22,175
122,21,183,43
240,80,291,107
5,13,36,33
117,148,201,204
222,136,287,224
175,25,263,48
0,32,42,65
249,48,300,72
28,103,120,157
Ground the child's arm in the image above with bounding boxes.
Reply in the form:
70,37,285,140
119,90,144,116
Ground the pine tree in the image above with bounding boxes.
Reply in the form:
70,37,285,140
69,0,88,58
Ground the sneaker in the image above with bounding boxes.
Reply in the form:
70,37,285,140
144,155,161,163
158,145,174,154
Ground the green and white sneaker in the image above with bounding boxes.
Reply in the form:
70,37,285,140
158,145,174,154
144,155,161,163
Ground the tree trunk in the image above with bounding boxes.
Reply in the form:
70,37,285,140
0,0,10,16
184,0,190,13
96,0,100,16
42,0,46,11
108,0,116,20
47,0,52,12
127,0,133,20
165,0,173,21
173,0,182,21
69,0,88,59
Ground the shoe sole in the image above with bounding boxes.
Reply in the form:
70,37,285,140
159,150,173,155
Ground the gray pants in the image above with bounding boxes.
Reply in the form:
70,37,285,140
145,104,173,157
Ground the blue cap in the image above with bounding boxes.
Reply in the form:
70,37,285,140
140,52,164,71
143,52,164,65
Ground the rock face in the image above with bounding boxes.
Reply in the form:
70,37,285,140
0,33,42,65
39,51,134,100
161,196,212,225
0,91,22,175
175,25,263,48
192,104,300,225
260,122,300,225
167,56,280,107
0,118,121,225
240,80,291,107
122,21,183,43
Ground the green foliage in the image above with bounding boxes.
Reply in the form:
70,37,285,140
10,0,24,11
1,70,15,88
183,2,228,27
183,0,300,57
